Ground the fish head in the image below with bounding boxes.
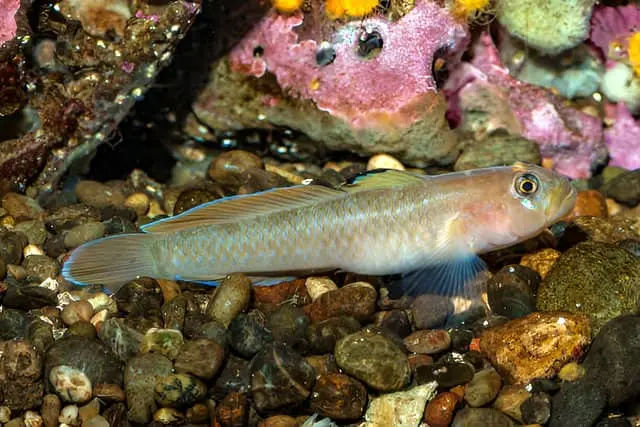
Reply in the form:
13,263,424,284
503,162,577,239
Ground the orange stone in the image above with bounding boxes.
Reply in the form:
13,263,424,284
424,392,458,427
520,248,562,280
252,279,310,313
563,190,608,221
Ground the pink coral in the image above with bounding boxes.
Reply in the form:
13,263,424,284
604,102,640,170
0,0,20,46
229,0,468,131
444,33,607,179
590,4,640,59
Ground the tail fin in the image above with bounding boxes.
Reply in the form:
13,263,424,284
62,233,160,293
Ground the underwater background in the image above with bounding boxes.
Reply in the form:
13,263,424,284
1,0,640,425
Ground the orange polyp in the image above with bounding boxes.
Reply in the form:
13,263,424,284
273,0,304,13
326,0,346,18
453,0,491,20
629,32,640,76
325,0,379,19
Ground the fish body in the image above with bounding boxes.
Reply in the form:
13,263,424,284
62,162,576,295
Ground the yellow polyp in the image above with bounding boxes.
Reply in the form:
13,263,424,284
326,0,346,18
343,0,379,17
272,0,304,13
453,0,491,20
628,32,640,76
310,77,321,90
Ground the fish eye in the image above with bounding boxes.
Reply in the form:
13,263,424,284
516,173,539,196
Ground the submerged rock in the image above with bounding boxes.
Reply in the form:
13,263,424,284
363,382,437,427
537,241,640,332
452,407,516,427
454,135,541,171
124,354,173,424
309,373,367,420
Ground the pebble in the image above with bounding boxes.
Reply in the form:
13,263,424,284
601,168,640,207
154,373,207,408
2,283,58,311
521,392,551,424
454,135,541,171
205,273,252,328
563,190,608,220
23,244,44,257
113,277,163,316
366,154,405,171
140,328,184,360
92,383,126,402
82,415,109,427
558,216,639,248
155,279,181,303
335,330,410,392
536,241,640,333
65,321,97,339
75,181,126,209
185,403,209,423
250,342,316,411
59,405,78,425
558,361,585,382
0,308,28,340
41,394,60,427
22,254,59,282
268,305,310,350
307,316,361,354
214,392,248,426
305,354,339,377
415,353,475,388
310,373,367,420
487,265,540,319
0,406,10,423
173,188,219,215
549,379,607,427
306,281,377,323
424,392,458,427
211,355,250,400
259,415,298,427
61,300,94,326
492,385,531,423
480,312,591,384
14,220,48,246
363,383,437,427
464,367,502,407
78,398,100,423
153,408,184,425
23,411,42,427
0,230,27,265
124,192,150,217
63,222,106,249
376,309,412,339
227,313,273,358
253,279,311,313
519,248,561,279
1,192,45,220
410,294,453,329
124,354,173,424
449,328,473,352
208,150,265,185
304,276,338,301
403,329,451,354
174,338,225,380
452,407,516,427
49,365,92,403
97,318,144,362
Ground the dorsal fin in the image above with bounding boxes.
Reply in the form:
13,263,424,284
141,184,346,233
341,168,425,192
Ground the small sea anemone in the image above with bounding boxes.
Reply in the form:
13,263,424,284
452,0,494,22
273,0,304,13
629,32,640,76
325,0,380,19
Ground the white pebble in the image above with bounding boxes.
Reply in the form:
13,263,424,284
49,365,92,403
305,277,338,301
24,410,43,427
24,244,44,257
366,154,405,171
0,406,11,423
59,405,79,425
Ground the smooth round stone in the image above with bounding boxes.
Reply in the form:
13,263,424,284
41,394,61,427
154,407,184,424
154,374,207,408
376,310,412,339
452,407,516,427
415,354,475,388
306,316,360,355
0,230,27,265
334,330,410,392
2,193,44,220
411,294,453,329
487,265,540,319
424,392,458,427
75,181,125,209
558,361,585,382
174,338,225,380
307,281,377,323
521,392,551,424
205,273,252,328
22,254,59,282
309,373,367,420
250,342,316,411
173,188,219,216
114,278,163,316
227,313,272,358
267,305,310,350
14,220,48,246
63,222,106,249
367,154,405,171
194,320,228,349
49,365,92,403
208,150,265,185
601,168,640,207
61,300,94,326
2,283,58,310
98,318,144,362
403,329,451,354
454,135,541,171
464,368,502,407
161,294,186,331
492,385,531,423
125,354,173,424
140,329,184,360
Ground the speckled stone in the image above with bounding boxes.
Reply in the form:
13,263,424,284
363,383,438,427
174,338,225,380
309,373,367,420
480,312,590,384
307,316,361,354
335,330,410,392
403,329,451,354
537,241,640,333
464,368,502,407
454,135,541,171
520,248,561,279
305,282,377,323
124,354,173,424
563,190,608,221
154,373,207,408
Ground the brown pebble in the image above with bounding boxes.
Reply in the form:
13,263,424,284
408,354,434,371
61,300,94,326
214,392,248,427
305,282,377,323
2,192,45,220
563,190,608,221
492,385,531,423
124,192,150,217
403,329,451,354
253,279,310,314
258,415,298,427
519,248,561,280
155,279,181,302
305,354,339,377
310,373,367,420
78,398,100,423
92,384,126,402
205,273,252,328
185,403,209,423
75,181,125,209
208,150,265,185
41,394,61,427
424,391,458,427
